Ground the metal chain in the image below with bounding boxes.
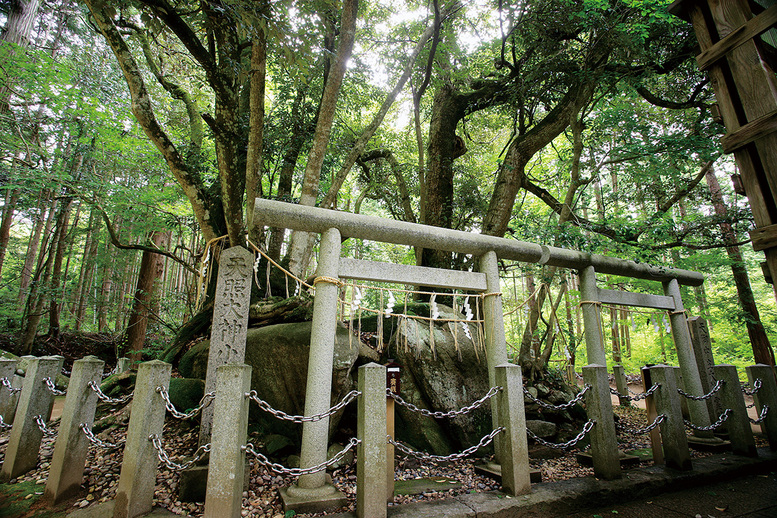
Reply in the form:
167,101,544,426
0,415,12,429
610,383,660,401
246,389,361,423
80,423,123,449
0,376,21,394
156,386,215,420
677,379,723,401
89,381,133,405
617,413,666,436
388,386,501,419
244,437,360,476
43,377,66,396
149,434,211,471
524,385,589,411
61,368,71,376
684,408,731,431
102,364,121,379
34,415,57,437
389,427,504,463
750,405,769,425
527,420,594,450
742,379,762,396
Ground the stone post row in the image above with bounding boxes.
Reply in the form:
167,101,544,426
45,356,105,503
613,364,629,407
648,365,692,471
746,364,777,450
494,363,531,495
114,360,171,518
0,355,64,483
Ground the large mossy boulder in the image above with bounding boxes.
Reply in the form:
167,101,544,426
179,321,360,444
384,304,492,455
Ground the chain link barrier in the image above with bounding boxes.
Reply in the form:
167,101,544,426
43,377,66,396
389,427,504,463
523,384,589,411
246,389,360,423
750,404,769,425
388,386,501,419
684,408,731,431
243,437,361,476
0,376,21,394
149,433,211,471
610,383,660,402
80,423,123,449
34,415,57,436
0,415,11,429
156,386,215,420
742,379,762,396
677,379,723,401
616,413,666,436
89,380,133,405
527,420,594,450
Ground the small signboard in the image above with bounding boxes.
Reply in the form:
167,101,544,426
386,361,400,395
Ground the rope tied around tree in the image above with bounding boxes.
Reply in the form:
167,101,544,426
312,276,344,287
246,389,361,423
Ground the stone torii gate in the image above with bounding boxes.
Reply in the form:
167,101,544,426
252,198,708,512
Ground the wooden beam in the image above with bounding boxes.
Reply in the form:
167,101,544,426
338,257,487,291
696,4,777,71
722,109,777,153
749,223,777,252
597,288,675,310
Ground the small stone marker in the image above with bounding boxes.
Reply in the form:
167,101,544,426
199,245,253,446
688,317,723,420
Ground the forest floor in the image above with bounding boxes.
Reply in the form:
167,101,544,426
3,384,764,518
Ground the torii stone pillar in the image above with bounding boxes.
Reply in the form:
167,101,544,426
579,266,607,366
664,279,714,438
281,228,347,514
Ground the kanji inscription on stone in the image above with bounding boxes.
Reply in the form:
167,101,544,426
199,246,253,446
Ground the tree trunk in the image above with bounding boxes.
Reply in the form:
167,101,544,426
245,21,267,244
286,0,359,276
0,0,42,112
124,231,166,362
17,195,47,307
0,188,20,278
705,168,775,365
75,210,100,331
47,196,75,337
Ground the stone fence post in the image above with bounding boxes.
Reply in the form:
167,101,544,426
714,364,756,457
204,363,252,518
0,355,64,482
45,356,105,503
582,364,620,480
494,363,530,496
0,358,18,425
357,362,387,518
648,365,691,470
114,360,171,518
746,364,777,450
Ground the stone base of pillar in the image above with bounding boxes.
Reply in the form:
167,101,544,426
687,436,730,452
473,462,542,484
280,482,348,515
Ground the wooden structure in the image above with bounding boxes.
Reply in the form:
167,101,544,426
669,1,777,297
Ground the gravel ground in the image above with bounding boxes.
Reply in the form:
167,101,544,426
1,398,764,518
